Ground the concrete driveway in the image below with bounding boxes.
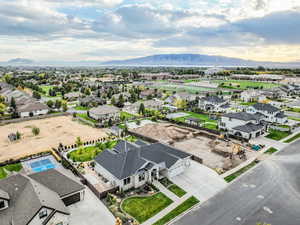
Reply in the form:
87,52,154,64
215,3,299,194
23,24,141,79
69,188,115,225
170,161,227,202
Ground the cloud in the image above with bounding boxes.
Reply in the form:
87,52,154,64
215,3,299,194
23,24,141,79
44,0,123,8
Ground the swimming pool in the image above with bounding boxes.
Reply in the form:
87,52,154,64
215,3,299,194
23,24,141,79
30,159,55,173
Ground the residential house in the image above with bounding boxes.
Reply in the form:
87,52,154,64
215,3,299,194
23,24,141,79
246,103,288,124
240,90,267,102
64,92,81,101
17,101,49,117
0,169,85,225
94,141,191,191
280,84,300,95
123,100,164,114
198,95,230,113
79,96,105,107
219,112,266,140
88,105,120,121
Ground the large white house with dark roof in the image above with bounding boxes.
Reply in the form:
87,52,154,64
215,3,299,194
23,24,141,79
0,169,85,225
198,96,230,113
246,103,288,124
219,112,267,140
94,140,191,191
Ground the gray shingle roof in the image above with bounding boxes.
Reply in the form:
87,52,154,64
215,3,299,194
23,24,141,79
95,141,190,180
0,170,79,225
223,112,261,121
0,189,9,200
201,96,226,103
28,169,85,197
89,105,120,116
252,103,280,113
233,123,264,133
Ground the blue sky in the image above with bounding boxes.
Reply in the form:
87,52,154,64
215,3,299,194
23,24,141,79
0,0,299,62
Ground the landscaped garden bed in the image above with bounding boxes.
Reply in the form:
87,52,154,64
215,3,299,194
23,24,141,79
153,196,199,225
103,184,171,224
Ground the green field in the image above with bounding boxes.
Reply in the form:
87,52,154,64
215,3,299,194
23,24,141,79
74,106,91,111
77,113,97,123
288,116,300,122
214,80,280,90
121,193,173,223
120,111,136,120
151,83,215,94
265,129,291,141
153,196,199,225
174,112,218,130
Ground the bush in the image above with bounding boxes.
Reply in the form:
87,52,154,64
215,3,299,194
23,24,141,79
32,127,40,136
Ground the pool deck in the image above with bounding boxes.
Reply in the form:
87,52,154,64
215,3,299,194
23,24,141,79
22,155,63,174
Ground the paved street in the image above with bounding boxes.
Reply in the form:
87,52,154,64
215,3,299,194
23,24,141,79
173,140,300,225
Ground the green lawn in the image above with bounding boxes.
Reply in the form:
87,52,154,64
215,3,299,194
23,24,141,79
288,116,300,122
175,112,218,130
40,85,62,97
264,147,278,154
74,106,91,111
121,193,173,223
0,163,23,179
120,111,136,120
214,80,280,90
67,141,117,162
153,196,199,225
265,129,291,141
77,113,97,123
287,108,300,113
168,184,186,197
124,135,138,143
284,133,300,143
224,161,258,183
240,102,257,106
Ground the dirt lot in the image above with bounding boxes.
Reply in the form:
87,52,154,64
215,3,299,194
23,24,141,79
0,116,108,162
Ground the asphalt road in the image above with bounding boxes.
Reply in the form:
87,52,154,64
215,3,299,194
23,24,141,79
173,140,300,225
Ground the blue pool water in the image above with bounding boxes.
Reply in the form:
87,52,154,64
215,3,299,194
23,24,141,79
30,158,55,173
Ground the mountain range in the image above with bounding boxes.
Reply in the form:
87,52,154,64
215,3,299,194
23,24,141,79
1,54,299,67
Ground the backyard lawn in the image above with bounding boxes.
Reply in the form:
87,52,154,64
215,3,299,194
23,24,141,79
77,113,97,123
121,193,173,223
265,129,291,141
153,196,199,225
288,116,300,122
284,133,300,143
74,106,91,111
67,141,117,162
40,85,62,97
120,111,136,120
0,163,23,179
224,161,258,183
168,184,186,197
175,112,218,130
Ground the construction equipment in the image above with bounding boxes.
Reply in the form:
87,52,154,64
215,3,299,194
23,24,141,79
231,142,247,160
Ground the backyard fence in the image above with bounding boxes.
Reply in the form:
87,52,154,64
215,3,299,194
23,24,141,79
0,112,70,125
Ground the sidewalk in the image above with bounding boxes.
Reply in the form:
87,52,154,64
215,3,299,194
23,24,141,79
280,129,300,143
141,194,192,225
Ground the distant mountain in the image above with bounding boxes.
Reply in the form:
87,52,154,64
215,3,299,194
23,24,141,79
102,54,298,67
6,58,34,65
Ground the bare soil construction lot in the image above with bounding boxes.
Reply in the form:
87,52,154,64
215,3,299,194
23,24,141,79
0,116,108,162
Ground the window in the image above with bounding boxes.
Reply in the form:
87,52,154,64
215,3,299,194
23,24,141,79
138,173,145,182
56,222,63,225
39,209,48,219
0,200,5,209
123,177,131,185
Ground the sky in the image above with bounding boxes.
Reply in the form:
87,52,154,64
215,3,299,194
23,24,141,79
0,0,300,63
